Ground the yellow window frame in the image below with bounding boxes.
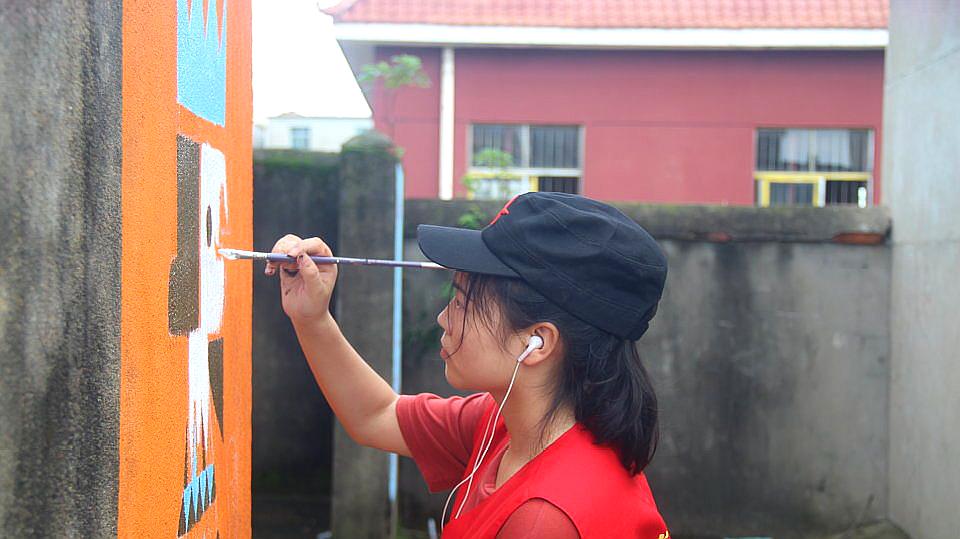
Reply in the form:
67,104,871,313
755,171,871,207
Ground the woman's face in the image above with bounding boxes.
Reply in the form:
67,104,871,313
436,275,518,392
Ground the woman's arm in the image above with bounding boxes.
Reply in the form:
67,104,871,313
267,235,411,457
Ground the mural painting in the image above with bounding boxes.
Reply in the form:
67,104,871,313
170,136,228,534
119,0,251,537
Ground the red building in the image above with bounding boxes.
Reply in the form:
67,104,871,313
326,0,888,206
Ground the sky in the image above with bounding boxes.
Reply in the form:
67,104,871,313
252,0,371,123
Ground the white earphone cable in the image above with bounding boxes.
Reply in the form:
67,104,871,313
440,337,540,531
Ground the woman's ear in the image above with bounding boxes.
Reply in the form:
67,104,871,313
518,322,561,366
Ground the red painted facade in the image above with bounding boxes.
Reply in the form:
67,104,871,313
371,47,884,204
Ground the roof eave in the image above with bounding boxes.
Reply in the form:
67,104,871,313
331,23,888,50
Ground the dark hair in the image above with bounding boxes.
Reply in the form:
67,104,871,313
451,271,659,475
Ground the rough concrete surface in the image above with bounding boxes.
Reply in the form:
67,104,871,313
403,199,891,244
0,1,122,537
331,133,399,539
885,2,960,538
252,150,340,537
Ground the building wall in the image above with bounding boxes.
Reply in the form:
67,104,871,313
885,2,960,538
257,116,372,152
119,0,252,537
374,47,884,204
372,47,444,198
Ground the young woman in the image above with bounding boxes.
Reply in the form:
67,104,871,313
267,192,669,538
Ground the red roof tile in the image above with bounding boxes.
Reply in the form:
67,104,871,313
324,0,888,29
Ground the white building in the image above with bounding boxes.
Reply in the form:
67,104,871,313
254,113,373,152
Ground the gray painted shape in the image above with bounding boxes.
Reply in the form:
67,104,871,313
885,2,960,537
0,1,122,537
169,135,201,335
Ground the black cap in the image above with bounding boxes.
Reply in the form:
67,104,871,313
417,192,667,340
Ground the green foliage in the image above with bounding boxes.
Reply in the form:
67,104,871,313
461,148,520,198
473,147,515,168
456,205,489,230
358,55,431,90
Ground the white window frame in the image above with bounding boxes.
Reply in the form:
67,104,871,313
466,124,584,198
290,127,311,150
753,128,874,208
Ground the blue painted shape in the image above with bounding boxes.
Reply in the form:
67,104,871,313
198,467,207,507
180,463,215,533
177,0,227,125
182,488,192,526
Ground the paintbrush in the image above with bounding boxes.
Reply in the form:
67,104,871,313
218,248,447,270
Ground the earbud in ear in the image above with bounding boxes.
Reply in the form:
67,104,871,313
517,335,544,363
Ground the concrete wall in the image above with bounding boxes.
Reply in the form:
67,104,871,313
371,46,885,204
250,135,406,538
885,2,960,538
0,2,122,536
398,201,892,538
119,0,253,537
331,133,400,539
252,150,340,536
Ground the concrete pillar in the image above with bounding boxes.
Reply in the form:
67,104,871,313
885,2,960,538
332,132,399,538
0,2,122,537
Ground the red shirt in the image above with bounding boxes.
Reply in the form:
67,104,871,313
397,393,580,538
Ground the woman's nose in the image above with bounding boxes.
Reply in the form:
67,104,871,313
436,305,449,332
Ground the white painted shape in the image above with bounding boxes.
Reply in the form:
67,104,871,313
333,24,888,50
188,329,212,455
200,143,227,333
439,47,455,200
185,142,229,472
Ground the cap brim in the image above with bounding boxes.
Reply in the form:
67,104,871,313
417,224,520,278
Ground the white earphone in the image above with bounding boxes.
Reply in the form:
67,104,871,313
517,335,544,363
441,334,544,530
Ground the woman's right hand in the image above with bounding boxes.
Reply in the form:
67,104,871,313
265,234,338,326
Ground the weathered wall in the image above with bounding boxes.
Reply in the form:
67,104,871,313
399,201,892,538
331,133,400,539
0,2,122,536
119,1,252,537
885,2,960,538
252,150,339,536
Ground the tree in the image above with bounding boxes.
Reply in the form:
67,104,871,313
358,55,430,156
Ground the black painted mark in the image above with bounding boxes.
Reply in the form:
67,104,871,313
169,135,200,335
208,338,224,435
206,206,213,247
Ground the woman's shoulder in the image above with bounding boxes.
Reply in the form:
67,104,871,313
525,424,665,534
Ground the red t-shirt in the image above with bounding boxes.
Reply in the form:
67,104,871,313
396,393,580,538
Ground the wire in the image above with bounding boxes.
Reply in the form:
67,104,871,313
440,356,524,532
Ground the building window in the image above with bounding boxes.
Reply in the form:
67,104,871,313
290,127,311,150
467,124,582,199
755,128,873,207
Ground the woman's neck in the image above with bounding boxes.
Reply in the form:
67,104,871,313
493,387,575,460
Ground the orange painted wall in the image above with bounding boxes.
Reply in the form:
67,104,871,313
119,0,252,537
